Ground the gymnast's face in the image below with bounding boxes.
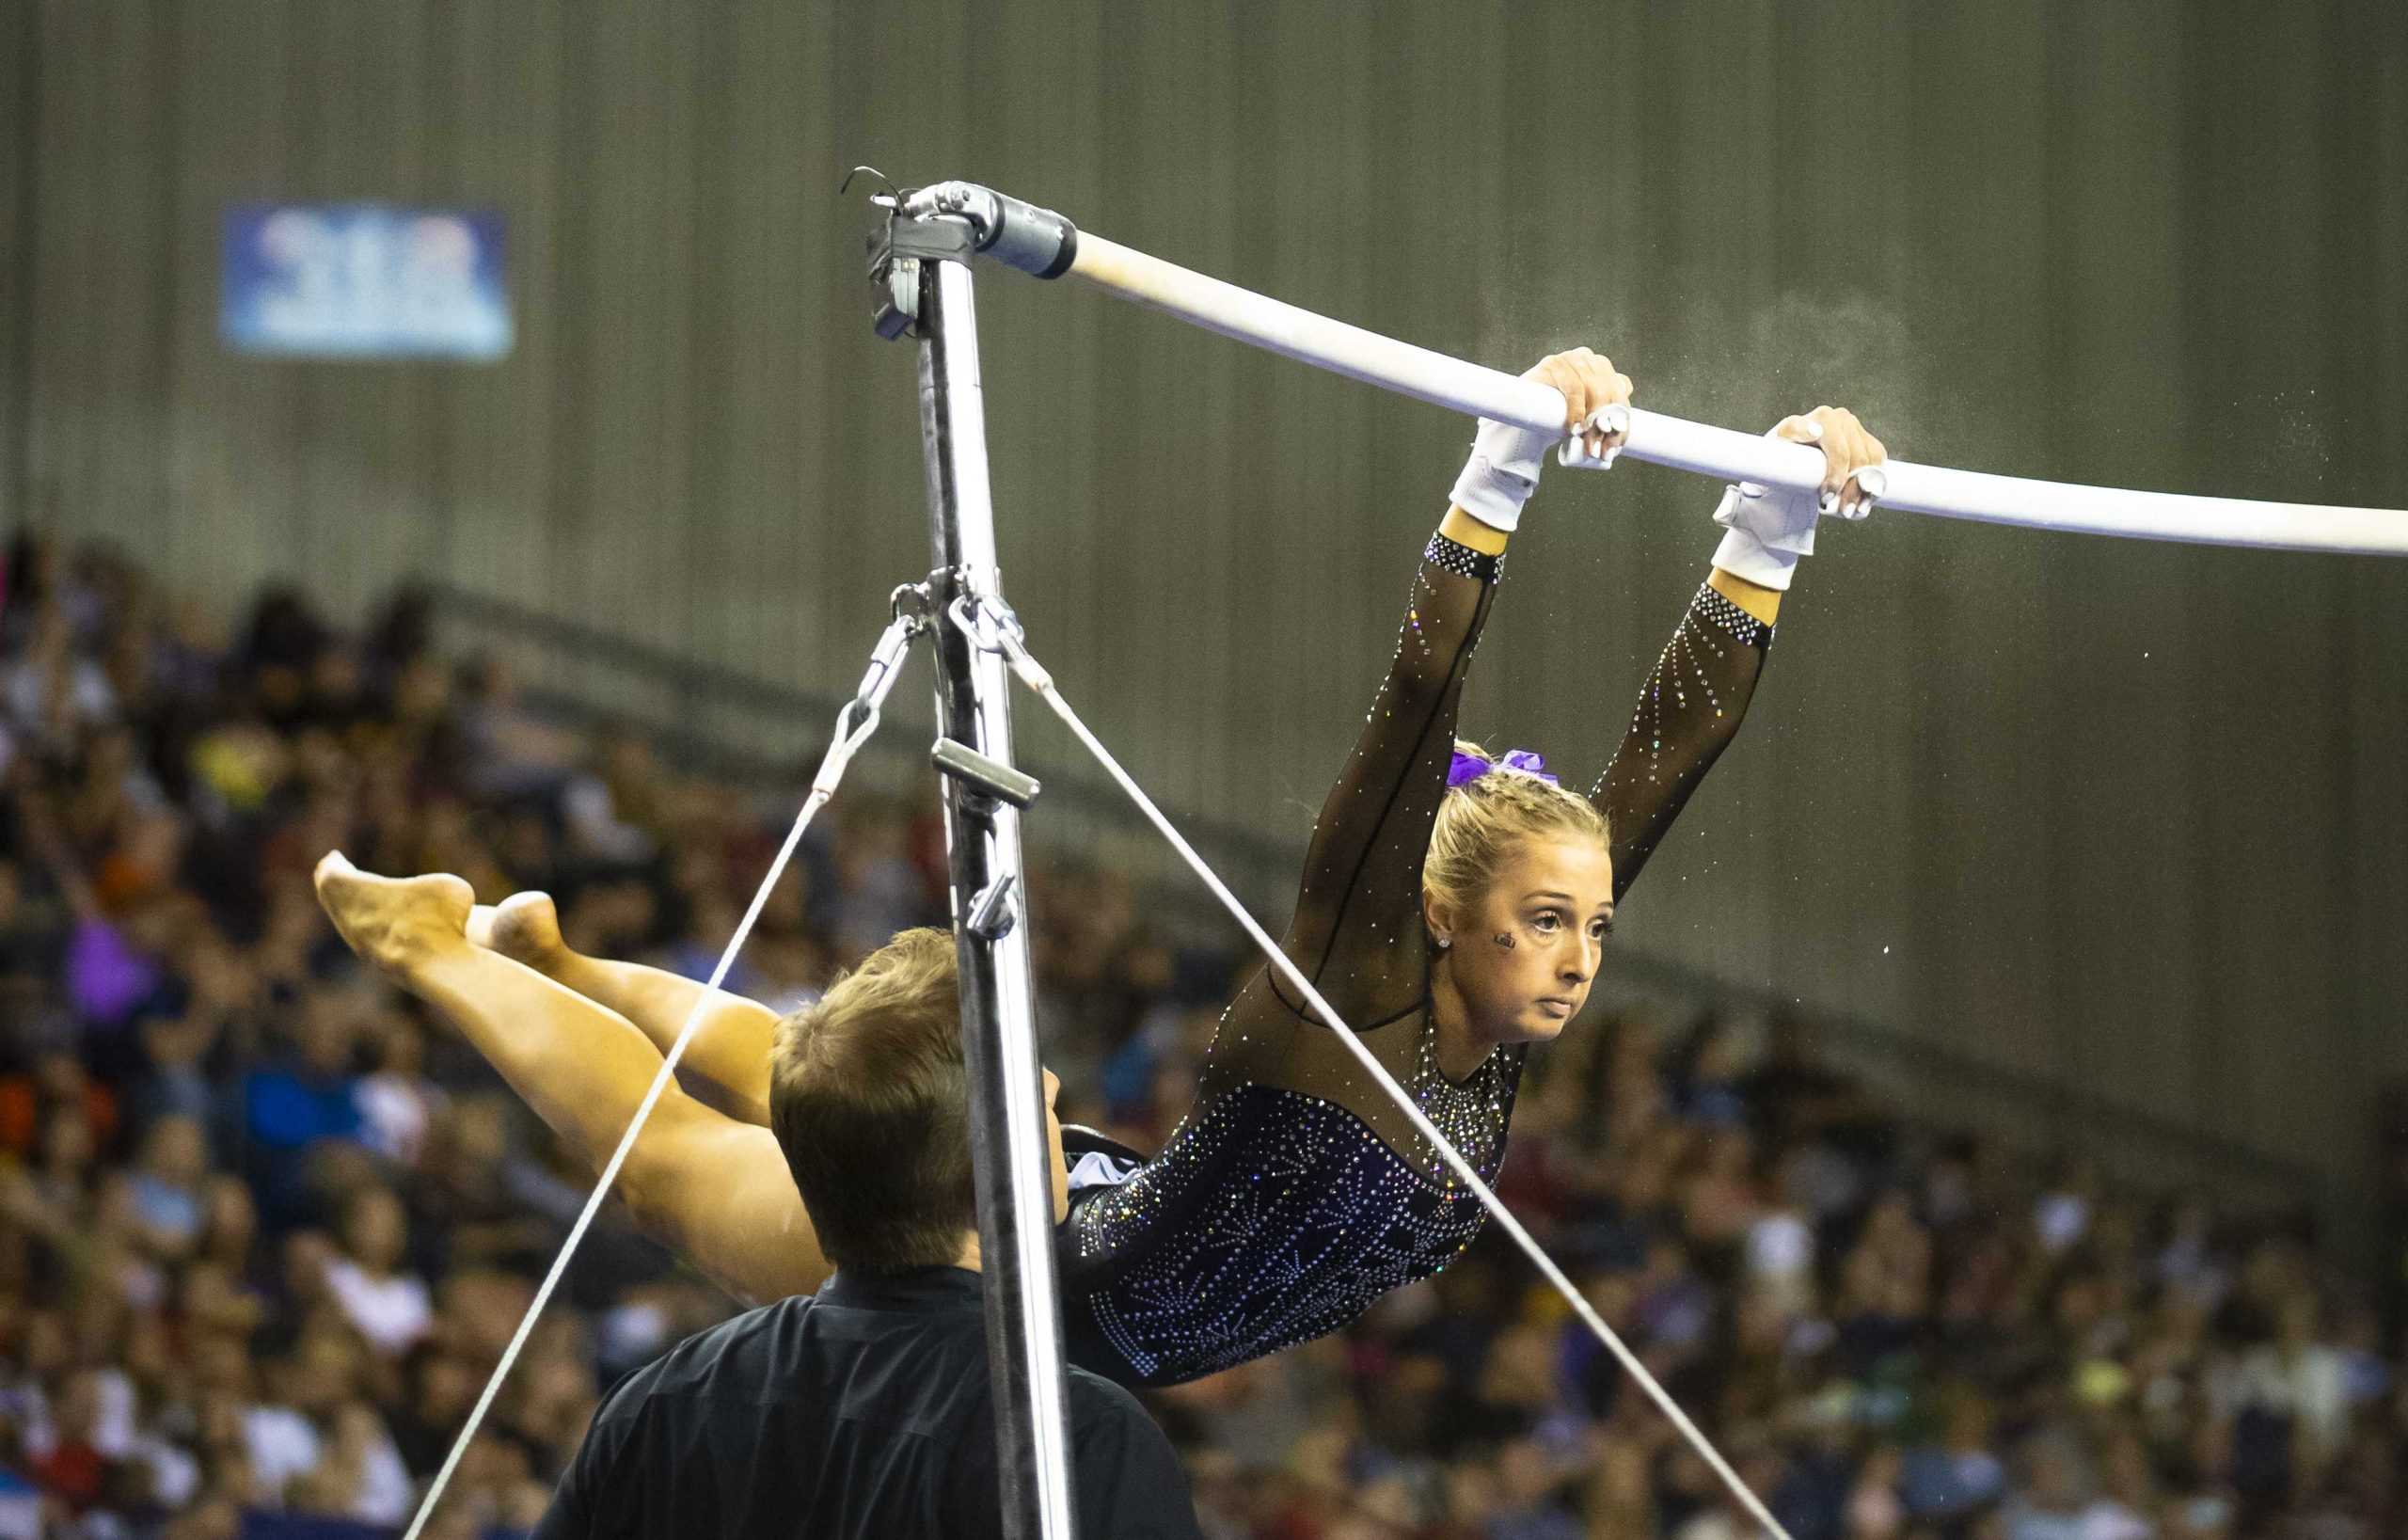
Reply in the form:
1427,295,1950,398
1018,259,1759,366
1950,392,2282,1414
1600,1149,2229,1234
1432,837,1615,1046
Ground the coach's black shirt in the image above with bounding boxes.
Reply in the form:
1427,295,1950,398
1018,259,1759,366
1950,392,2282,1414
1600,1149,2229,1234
533,1266,1200,1539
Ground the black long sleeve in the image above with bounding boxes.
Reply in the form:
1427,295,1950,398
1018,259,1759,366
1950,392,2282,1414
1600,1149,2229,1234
1212,532,1497,1096
1592,579,1773,904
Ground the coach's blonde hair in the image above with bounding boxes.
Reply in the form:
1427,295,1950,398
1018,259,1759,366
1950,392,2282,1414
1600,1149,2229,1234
1423,740,1611,919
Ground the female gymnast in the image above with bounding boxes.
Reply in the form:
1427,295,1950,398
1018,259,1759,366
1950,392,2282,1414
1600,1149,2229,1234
314,348,1887,1385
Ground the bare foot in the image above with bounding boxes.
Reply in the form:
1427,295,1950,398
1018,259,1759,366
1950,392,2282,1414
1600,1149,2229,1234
483,891,569,975
314,852,474,976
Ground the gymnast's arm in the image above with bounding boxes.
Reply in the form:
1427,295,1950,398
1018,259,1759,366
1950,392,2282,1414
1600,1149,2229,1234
1265,506,1504,1024
399,941,827,1304
1592,406,1884,901
1589,569,1777,903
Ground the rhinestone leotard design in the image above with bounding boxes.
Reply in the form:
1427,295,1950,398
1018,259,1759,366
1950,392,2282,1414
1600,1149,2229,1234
1061,532,1774,1388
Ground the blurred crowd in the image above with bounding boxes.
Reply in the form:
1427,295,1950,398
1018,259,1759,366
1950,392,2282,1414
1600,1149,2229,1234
0,532,2395,1540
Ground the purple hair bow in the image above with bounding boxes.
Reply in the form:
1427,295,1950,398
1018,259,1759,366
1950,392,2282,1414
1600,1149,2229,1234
1447,748,1558,789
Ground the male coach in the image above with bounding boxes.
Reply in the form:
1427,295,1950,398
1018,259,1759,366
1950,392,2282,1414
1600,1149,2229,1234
532,928,1200,1538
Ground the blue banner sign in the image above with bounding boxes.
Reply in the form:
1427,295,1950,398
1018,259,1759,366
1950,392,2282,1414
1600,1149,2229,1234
222,203,510,360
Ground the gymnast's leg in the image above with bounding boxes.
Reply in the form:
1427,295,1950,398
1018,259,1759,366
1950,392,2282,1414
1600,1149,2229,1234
318,855,825,1303
469,892,777,1126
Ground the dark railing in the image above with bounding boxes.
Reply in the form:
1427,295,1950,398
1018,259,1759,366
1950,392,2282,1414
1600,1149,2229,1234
425,582,2346,1230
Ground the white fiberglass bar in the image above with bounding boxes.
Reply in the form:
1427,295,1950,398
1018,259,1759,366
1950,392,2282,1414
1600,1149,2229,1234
1066,232,2408,558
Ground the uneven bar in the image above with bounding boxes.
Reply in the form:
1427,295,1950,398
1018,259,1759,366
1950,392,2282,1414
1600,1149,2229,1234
862,190,2388,554
1029,218,2407,557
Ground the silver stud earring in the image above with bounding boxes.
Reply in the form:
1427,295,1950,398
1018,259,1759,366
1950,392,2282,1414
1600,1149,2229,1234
1435,937,1451,949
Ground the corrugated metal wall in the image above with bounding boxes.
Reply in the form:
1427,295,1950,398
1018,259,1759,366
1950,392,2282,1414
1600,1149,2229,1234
8,0,2406,1197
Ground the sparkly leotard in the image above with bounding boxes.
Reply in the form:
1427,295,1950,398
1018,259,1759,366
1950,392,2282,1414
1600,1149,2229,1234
1059,531,1774,1387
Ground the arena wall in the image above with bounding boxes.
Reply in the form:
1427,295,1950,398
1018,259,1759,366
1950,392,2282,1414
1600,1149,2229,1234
7,0,2406,1202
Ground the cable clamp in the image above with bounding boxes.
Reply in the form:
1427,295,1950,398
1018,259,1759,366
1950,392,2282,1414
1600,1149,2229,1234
814,609,925,798
949,590,1054,692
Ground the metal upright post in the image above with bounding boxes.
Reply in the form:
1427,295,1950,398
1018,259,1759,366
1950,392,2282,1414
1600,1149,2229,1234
914,252,1080,1538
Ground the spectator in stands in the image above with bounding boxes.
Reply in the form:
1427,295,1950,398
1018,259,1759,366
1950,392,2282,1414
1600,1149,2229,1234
322,1185,434,1358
